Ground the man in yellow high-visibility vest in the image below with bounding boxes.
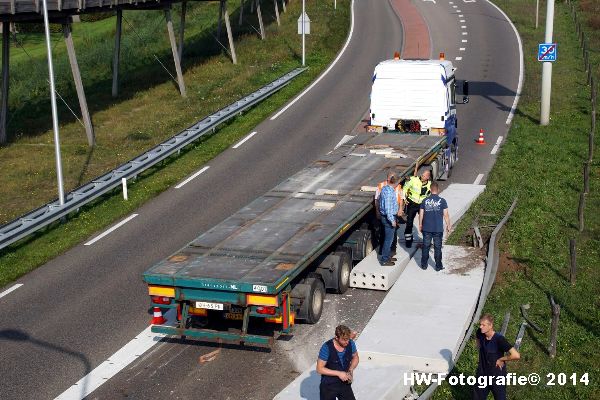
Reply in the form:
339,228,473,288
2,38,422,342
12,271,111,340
402,168,431,248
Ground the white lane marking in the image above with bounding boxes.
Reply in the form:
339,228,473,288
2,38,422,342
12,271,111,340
84,215,138,246
462,39,468,42
473,174,484,185
460,19,466,22
457,9,461,12
0,284,23,299
174,166,210,189
490,136,503,154
461,25,467,28
455,57,463,61
462,32,468,35
453,5,457,7
459,14,464,17
270,0,355,120
334,135,355,149
449,1,454,3
460,48,466,51
485,0,523,125
55,310,176,400
232,131,258,149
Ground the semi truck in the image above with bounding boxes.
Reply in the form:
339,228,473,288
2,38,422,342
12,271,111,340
142,57,465,346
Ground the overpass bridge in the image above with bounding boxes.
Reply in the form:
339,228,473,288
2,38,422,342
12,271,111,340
0,0,287,144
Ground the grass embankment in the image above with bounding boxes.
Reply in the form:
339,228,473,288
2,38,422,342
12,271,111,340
434,0,599,399
0,0,351,288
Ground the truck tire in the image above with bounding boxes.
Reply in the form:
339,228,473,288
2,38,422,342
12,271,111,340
332,250,352,294
345,229,373,261
304,277,325,324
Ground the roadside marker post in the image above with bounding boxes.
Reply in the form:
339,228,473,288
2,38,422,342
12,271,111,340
540,0,555,126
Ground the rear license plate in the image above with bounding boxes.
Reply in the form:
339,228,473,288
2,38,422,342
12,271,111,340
196,301,223,310
224,312,244,320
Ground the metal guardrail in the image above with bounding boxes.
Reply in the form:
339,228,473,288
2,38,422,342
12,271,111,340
0,67,307,251
417,198,518,400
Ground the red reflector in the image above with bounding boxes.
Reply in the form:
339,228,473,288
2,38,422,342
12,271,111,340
256,306,277,315
151,296,171,305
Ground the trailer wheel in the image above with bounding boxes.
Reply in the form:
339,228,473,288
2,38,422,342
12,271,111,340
345,229,373,261
304,277,325,324
333,250,352,294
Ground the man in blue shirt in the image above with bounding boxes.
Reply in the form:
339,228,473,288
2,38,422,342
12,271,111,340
474,314,520,400
378,175,400,266
418,182,451,270
316,325,359,400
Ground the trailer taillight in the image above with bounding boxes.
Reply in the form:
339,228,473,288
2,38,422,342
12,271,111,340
151,296,172,305
256,306,277,315
246,294,279,306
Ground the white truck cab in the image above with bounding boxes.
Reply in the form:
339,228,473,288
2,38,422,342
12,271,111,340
369,53,468,179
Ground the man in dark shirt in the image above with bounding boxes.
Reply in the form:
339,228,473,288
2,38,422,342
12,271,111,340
418,182,451,270
474,314,521,400
316,325,359,400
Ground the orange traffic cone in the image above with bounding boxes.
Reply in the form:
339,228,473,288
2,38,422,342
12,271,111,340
476,128,486,144
151,307,166,325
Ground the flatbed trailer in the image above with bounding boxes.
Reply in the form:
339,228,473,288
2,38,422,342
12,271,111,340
143,133,449,345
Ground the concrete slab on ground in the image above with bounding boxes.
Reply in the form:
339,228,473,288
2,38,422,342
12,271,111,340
357,246,485,373
274,361,413,400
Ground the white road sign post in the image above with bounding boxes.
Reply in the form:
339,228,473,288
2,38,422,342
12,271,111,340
540,0,555,126
298,2,310,66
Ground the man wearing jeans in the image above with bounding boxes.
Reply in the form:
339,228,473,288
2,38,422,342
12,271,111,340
378,175,401,266
418,182,451,271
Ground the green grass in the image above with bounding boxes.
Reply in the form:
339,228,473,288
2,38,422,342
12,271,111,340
435,0,600,399
0,0,351,287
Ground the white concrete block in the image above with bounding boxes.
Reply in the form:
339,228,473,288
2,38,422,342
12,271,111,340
357,247,484,373
273,362,412,400
350,241,412,291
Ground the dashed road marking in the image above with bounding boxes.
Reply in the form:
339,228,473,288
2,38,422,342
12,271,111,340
455,57,463,60
460,48,466,51
175,166,210,189
473,174,484,185
84,214,139,246
462,39,468,42
462,32,468,35
232,131,258,149
0,284,23,299
490,136,503,154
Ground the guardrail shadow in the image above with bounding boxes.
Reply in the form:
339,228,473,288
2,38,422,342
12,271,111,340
0,328,92,398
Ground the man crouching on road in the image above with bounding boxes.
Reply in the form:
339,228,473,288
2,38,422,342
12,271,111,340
317,325,359,400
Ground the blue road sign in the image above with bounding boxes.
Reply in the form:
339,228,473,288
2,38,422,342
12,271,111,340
538,43,557,62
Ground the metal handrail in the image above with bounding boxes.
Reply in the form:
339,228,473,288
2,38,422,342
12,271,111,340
0,67,307,251
417,198,518,400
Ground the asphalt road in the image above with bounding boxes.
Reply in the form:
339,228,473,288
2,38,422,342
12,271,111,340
0,0,520,399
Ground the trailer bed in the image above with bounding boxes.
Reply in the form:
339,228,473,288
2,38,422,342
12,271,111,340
143,133,446,293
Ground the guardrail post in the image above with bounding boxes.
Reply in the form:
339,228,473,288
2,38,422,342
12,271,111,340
569,238,576,284
548,295,560,358
500,311,510,336
122,177,128,200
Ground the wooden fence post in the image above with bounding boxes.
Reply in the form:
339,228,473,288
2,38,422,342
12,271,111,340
578,193,585,231
569,238,577,284
584,162,590,194
548,296,560,358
